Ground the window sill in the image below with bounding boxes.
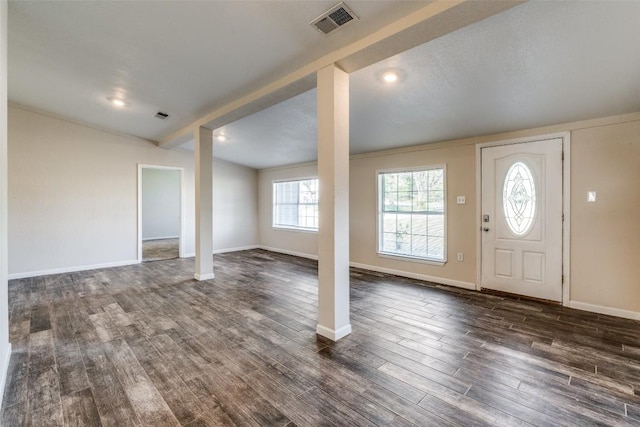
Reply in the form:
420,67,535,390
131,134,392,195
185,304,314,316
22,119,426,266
272,226,318,234
377,252,446,267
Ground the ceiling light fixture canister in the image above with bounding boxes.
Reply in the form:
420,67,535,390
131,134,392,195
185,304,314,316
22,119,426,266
107,97,128,107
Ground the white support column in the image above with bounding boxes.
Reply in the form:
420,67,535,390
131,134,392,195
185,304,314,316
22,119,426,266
194,126,214,281
316,64,351,341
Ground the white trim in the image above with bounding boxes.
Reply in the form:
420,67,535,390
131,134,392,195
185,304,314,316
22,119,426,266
316,323,352,341
0,343,11,407
194,273,215,281
377,253,446,267
213,245,260,254
182,252,196,258
349,261,475,290
8,259,140,280
272,225,318,234
475,131,571,304
568,301,640,321
137,164,186,263
142,236,179,242
258,246,318,260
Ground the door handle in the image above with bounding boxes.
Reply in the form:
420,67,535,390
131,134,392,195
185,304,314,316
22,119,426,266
483,227,490,232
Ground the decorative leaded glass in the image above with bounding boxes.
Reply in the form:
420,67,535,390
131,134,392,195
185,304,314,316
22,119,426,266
503,162,536,235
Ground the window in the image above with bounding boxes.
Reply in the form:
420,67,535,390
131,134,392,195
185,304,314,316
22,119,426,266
273,178,319,231
378,167,446,263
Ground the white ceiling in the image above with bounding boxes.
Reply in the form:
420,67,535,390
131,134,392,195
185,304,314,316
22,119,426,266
8,0,428,141
9,1,640,170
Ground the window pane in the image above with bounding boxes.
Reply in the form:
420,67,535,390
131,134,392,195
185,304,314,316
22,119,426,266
273,179,318,230
397,192,412,212
427,214,444,237
384,173,397,193
428,236,444,259
383,213,397,233
378,167,446,261
412,235,427,256
412,214,427,236
384,192,398,212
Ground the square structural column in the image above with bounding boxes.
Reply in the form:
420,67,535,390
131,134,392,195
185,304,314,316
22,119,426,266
316,64,351,341
194,126,214,281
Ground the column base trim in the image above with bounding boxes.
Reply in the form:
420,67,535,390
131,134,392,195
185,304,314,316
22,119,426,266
194,273,215,281
316,324,352,342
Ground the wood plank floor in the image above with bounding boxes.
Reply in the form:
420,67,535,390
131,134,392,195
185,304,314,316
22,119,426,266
142,238,179,262
2,249,640,426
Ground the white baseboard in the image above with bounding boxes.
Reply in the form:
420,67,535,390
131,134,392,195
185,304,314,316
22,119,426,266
194,272,215,281
142,236,179,241
349,261,476,291
568,300,640,321
0,343,11,408
258,246,318,260
8,259,140,280
316,324,352,341
213,245,259,255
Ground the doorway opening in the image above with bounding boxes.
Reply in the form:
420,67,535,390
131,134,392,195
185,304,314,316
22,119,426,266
476,132,570,304
138,164,185,262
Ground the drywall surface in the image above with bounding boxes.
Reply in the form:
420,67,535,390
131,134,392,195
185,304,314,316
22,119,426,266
350,142,477,285
212,158,258,253
141,168,181,240
570,120,640,313
8,105,258,276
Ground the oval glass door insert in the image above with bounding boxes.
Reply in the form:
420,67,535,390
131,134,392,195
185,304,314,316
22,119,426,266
503,161,536,235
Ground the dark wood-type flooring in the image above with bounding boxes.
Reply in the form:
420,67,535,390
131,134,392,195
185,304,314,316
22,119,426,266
142,238,179,262
2,249,640,426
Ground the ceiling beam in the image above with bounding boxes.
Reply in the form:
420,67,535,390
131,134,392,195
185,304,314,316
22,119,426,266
159,0,524,148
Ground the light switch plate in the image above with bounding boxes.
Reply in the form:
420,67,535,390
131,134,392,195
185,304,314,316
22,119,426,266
587,191,596,202
456,196,466,205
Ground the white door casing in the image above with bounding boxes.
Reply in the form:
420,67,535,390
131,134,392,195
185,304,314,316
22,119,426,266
481,138,563,301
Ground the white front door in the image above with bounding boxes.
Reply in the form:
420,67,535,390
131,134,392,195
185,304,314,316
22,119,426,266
481,138,563,301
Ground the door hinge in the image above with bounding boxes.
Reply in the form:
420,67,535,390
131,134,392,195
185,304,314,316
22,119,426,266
562,213,564,222
562,151,564,161
562,275,565,284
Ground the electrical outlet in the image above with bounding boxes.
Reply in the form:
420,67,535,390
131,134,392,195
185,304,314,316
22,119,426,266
456,196,466,205
457,253,464,262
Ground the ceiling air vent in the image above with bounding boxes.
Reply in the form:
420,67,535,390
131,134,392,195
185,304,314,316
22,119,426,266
310,2,358,35
155,111,169,120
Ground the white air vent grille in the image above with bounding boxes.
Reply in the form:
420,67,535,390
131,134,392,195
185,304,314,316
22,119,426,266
310,2,358,35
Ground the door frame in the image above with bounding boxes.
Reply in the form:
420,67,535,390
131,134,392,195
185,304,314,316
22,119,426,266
137,164,186,262
475,132,571,305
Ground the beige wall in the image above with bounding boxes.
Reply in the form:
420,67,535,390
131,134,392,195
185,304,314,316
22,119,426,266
258,113,640,316
570,120,640,313
350,142,477,286
8,105,258,276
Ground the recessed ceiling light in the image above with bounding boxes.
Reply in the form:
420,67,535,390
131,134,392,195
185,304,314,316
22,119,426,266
215,134,228,142
107,97,128,107
382,71,398,83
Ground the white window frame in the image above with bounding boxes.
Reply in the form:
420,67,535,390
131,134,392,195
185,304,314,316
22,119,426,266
272,177,319,233
376,165,447,265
